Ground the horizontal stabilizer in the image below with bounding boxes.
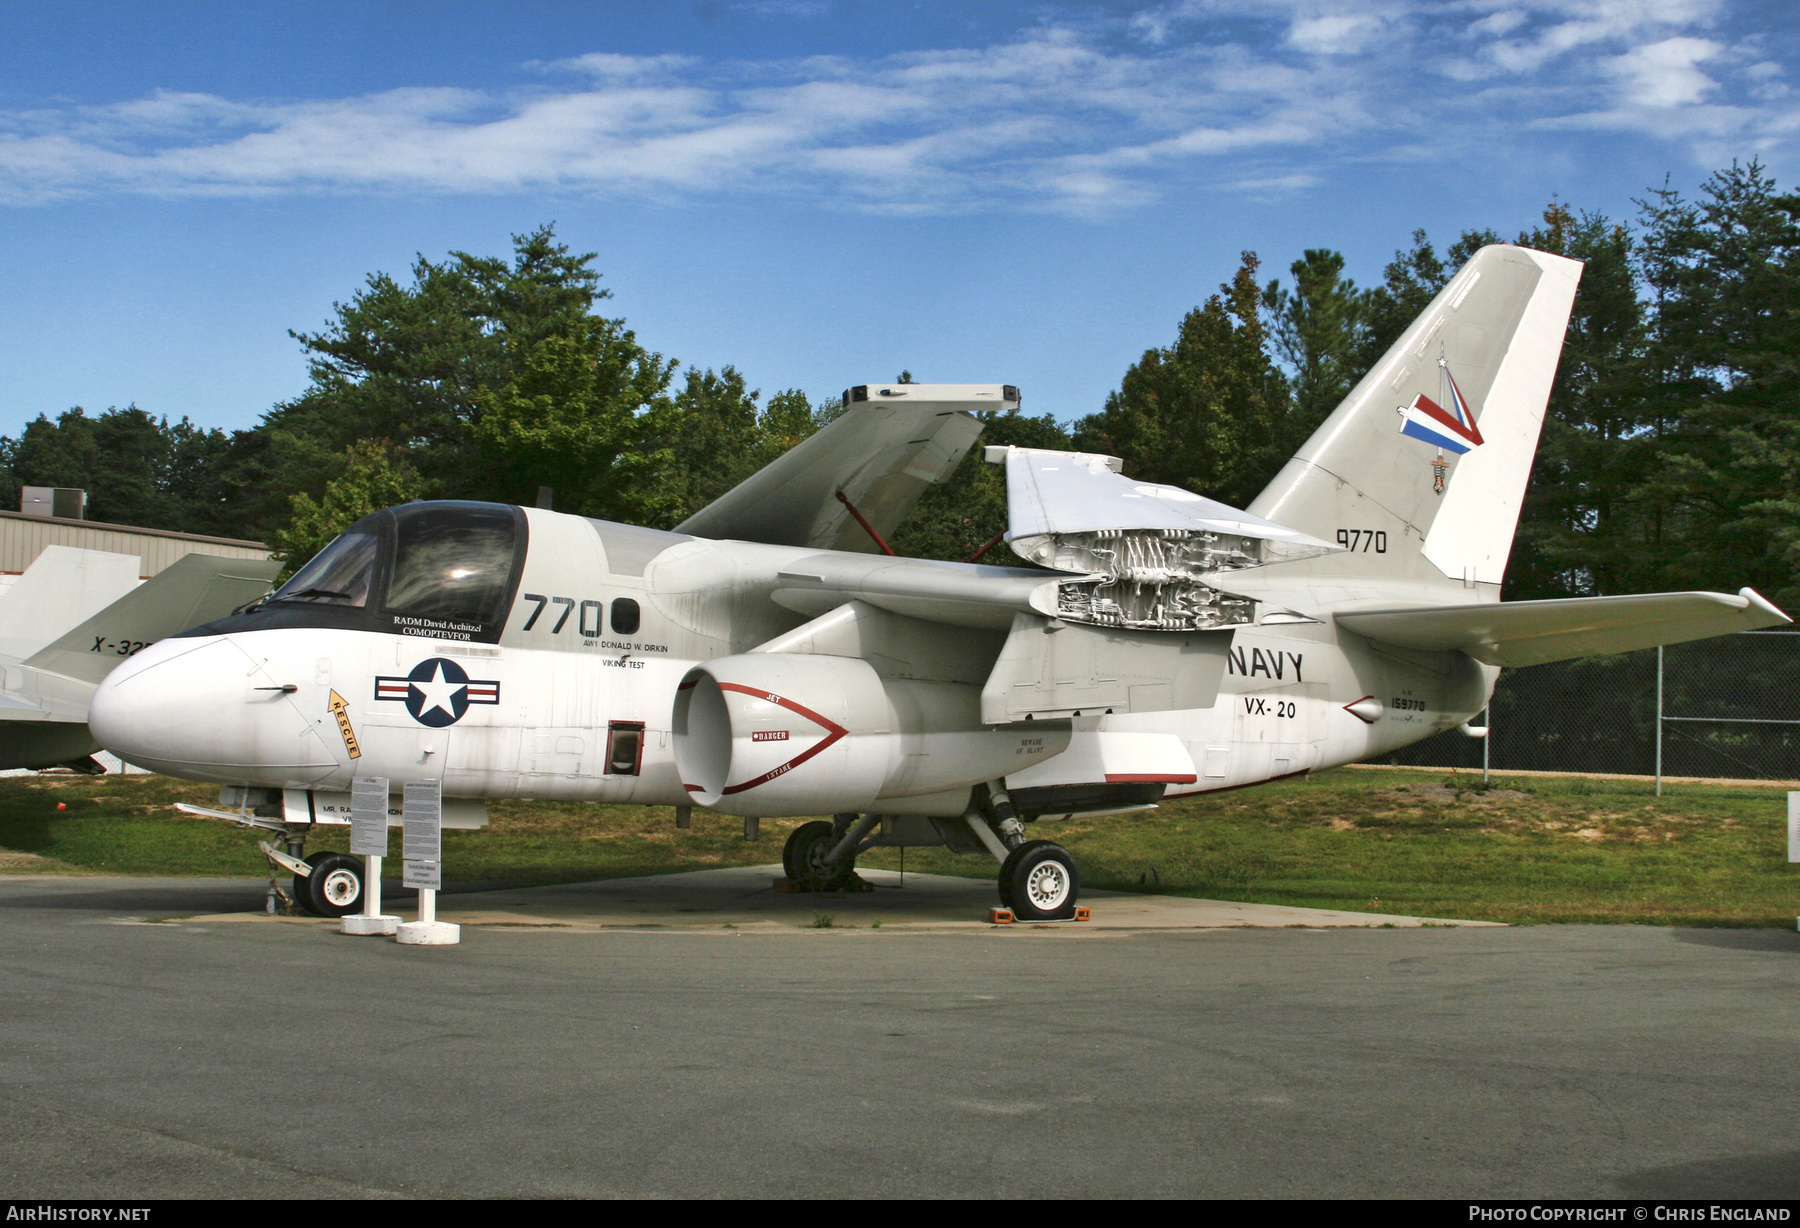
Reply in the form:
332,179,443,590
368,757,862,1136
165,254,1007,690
24,552,281,684
677,383,1017,552
1336,588,1791,667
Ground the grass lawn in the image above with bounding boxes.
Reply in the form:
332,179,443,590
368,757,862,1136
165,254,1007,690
1,768,1796,926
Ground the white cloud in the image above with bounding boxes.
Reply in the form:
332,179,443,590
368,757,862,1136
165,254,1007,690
1467,9,1529,39
1288,13,1385,55
1226,170,1322,193
1606,37,1722,107
735,0,833,15
1478,0,1724,74
0,2,1792,213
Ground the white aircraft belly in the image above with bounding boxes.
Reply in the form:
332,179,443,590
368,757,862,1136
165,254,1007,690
1100,629,1490,796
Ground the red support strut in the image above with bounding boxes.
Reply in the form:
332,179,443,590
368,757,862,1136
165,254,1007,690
835,490,896,556
965,530,1006,564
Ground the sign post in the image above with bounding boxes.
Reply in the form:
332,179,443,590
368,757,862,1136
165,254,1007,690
341,775,399,936
1790,793,1800,932
395,778,459,945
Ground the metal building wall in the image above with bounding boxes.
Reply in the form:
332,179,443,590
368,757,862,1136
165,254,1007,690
0,510,270,578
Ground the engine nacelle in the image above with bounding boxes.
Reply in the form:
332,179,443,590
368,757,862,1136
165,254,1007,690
673,654,1069,816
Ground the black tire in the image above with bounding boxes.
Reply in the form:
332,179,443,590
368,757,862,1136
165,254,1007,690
998,840,1079,921
303,853,365,918
782,820,851,885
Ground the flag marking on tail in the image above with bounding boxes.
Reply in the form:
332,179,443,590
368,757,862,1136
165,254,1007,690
1397,361,1485,457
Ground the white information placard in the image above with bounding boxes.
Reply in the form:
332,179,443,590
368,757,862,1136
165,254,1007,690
403,779,442,864
350,776,390,857
1788,792,1799,863
403,859,442,890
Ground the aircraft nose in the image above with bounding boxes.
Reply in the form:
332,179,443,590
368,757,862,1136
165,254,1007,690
90,635,335,785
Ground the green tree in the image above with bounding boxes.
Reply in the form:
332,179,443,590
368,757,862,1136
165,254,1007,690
256,224,673,537
640,367,770,527
1073,251,1292,508
1261,249,1371,443
888,411,1073,562
473,326,677,521
1633,162,1800,607
0,405,236,535
1506,202,1655,600
272,440,422,572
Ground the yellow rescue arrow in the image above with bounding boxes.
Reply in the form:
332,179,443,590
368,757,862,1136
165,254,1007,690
328,689,362,760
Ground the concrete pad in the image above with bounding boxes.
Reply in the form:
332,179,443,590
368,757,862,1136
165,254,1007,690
182,864,1500,931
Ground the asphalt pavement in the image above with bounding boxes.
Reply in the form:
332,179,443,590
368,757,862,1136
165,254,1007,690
1,873,1797,1199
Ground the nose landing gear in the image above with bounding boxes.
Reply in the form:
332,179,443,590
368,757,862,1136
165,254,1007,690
259,839,368,918
302,853,366,918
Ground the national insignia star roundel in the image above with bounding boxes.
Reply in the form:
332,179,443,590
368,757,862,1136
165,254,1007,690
372,657,501,728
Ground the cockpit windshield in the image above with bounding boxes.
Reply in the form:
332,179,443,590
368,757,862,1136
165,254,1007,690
271,532,378,607
385,503,517,631
176,500,523,642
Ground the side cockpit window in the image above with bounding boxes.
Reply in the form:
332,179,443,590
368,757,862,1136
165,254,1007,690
386,503,519,634
272,533,378,607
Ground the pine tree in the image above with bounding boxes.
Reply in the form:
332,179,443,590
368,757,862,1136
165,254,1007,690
1073,252,1292,508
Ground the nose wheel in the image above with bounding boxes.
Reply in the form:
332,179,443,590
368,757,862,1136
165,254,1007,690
298,853,366,918
998,840,1080,922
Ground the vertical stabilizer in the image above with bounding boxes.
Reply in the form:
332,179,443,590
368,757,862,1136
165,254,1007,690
0,546,141,662
1247,245,1581,601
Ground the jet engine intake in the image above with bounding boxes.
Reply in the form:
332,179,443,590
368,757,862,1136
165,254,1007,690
673,654,1068,816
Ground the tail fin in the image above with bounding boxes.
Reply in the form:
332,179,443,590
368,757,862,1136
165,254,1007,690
0,546,141,661
1247,244,1581,599
22,552,280,685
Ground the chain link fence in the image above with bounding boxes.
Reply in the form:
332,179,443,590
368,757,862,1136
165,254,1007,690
1372,629,1800,784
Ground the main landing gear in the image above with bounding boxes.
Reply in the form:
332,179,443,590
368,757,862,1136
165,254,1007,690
998,841,1080,922
986,782,1079,922
782,816,874,892
776,783,1084,921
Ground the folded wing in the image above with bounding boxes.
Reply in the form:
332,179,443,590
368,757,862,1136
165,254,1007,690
677,383,1017,552
999,445,1337,562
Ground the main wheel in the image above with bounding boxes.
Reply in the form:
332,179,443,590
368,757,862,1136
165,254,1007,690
998,840,1079,921
783,820,850,885
303,853,365,918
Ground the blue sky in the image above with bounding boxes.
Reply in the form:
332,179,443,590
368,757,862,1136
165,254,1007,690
1,0,1796,439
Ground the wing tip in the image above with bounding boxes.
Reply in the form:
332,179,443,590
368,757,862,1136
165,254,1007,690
1739,587,1793,626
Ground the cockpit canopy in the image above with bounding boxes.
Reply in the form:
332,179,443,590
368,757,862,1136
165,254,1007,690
181,501,526,643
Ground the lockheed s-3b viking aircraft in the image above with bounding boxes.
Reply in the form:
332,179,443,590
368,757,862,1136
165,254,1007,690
88,245,1790,920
